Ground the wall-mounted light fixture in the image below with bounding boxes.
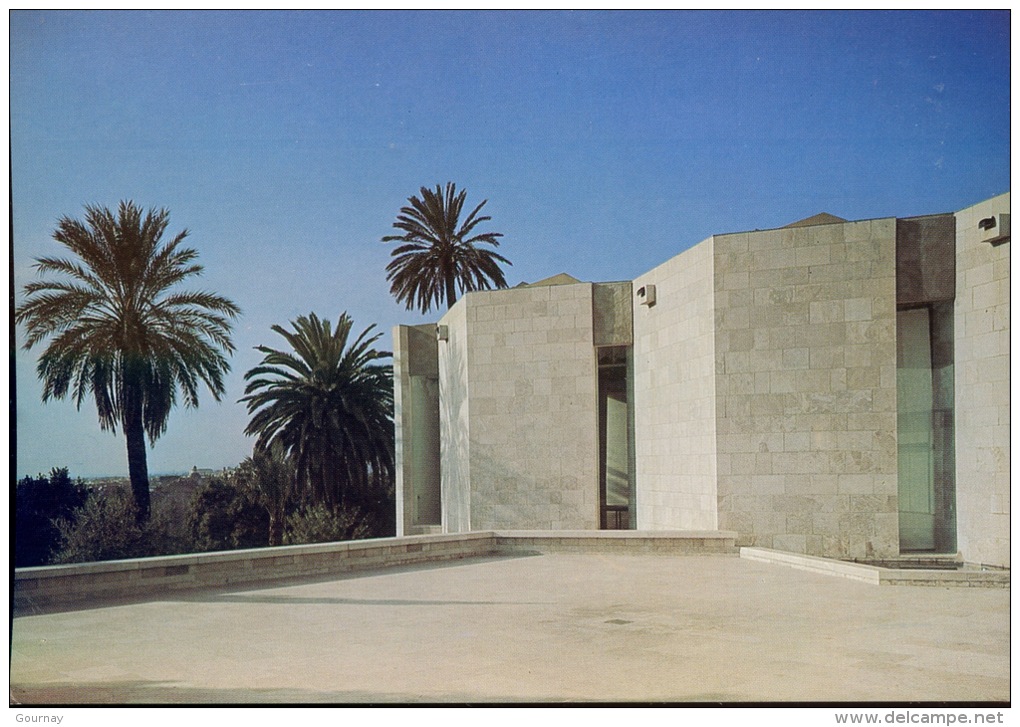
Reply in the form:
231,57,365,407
979,213,1010,246
436,324,449,341
636,284,656,307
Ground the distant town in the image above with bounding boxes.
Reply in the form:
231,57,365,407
79,466,232,485
78,467,237,510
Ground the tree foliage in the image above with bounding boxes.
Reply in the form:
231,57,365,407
16,202,241,521
50,487,189,564
283,503,371,545
233,443,296,547
241,313,394,512
15,468,88,567
383,182,511,312
185,479,269,552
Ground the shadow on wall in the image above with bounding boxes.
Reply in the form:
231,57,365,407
439,326,471,532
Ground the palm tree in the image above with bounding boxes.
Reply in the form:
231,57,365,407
16,201,240,522
233,442,295,547
383,182,511,313
241,313,394,512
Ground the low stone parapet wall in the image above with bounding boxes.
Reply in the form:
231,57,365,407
14,532,497,614
14,530,739,614
494,530,738,555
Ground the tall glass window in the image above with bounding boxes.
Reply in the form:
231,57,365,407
896,304,955,552
598,346,635,529
409,375,441,526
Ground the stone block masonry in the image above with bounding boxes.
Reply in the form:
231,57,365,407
449,283,600,531
713,219,900,558
954,193,1010,567
633,237,718,530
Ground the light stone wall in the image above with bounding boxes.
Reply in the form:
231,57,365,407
632,238,719,530
467,283,599,529
393,324,440,537
439,299,471,533
393,324,413,537
713,219,900,558
437,283,600,531
954,192,1010,567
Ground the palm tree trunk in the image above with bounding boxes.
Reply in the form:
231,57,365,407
268,508,283,547
445,273,457,310
123,394,151,524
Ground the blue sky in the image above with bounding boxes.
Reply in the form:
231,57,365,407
11,10,1010,478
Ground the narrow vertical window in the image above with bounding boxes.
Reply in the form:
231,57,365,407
897,305,955,552
409,375,441,526
598,346,634,529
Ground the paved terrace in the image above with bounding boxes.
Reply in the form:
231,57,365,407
10,535,1010,704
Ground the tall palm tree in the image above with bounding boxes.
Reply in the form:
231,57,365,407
16,201,240,522
241,313,394,512
383,182,511,313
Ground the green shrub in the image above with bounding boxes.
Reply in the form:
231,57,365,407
45,474,390,564
283,504,371,545
51,487,198,564
145,500,193,557
52,487,146,564
185,479,268,552
15,468,88,566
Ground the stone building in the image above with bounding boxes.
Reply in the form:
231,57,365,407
393,192,1010,568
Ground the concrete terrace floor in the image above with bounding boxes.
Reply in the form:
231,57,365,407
10,553,1009,704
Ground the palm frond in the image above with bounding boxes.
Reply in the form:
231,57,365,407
241,312,394,510
18,200,241,450
382,182,512,313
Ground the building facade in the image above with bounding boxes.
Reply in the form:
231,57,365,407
393,193,1010,568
